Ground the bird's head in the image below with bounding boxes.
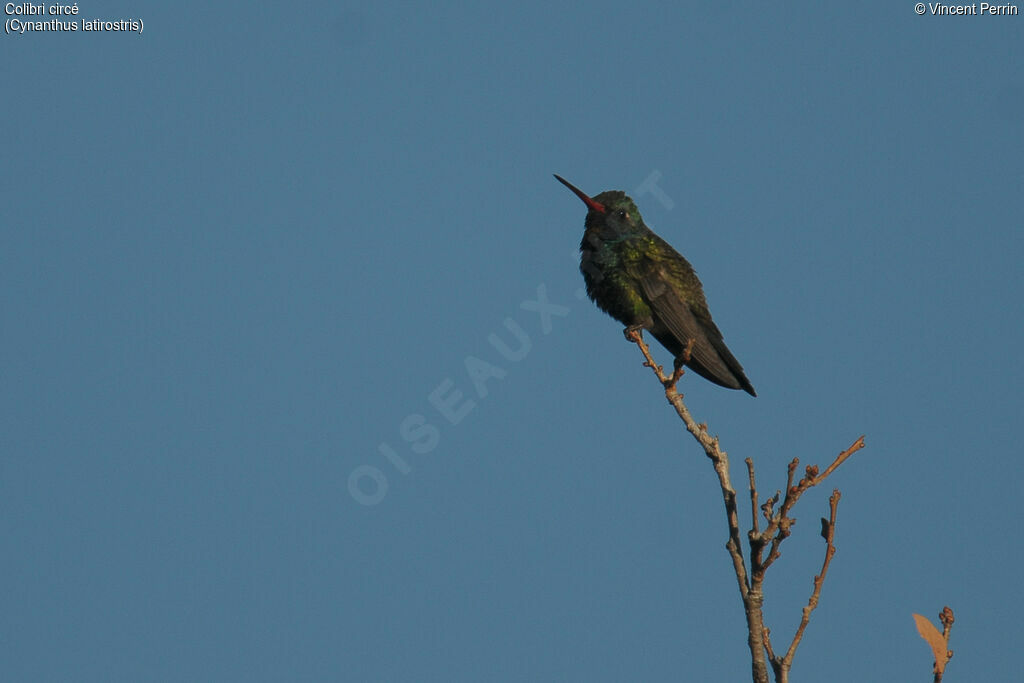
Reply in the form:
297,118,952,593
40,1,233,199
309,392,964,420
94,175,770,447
554,174,643,240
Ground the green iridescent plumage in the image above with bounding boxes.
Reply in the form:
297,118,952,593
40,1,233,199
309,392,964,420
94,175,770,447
557,176,755,396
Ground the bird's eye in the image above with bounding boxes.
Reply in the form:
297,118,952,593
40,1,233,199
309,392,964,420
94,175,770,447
617,209,628,220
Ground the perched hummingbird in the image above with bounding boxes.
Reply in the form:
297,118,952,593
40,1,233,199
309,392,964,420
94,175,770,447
555,174,756,396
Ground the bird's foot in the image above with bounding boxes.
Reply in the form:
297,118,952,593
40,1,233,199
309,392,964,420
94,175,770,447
662,357,686,389
681,338,696,365
623,325,644,343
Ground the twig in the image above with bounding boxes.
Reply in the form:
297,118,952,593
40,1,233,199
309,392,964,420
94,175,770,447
913,606,955,681
935,607,955,683
771,490,842,682
762,626,776,664
914,607,955,682
746,458,759,535
810,437,865,485
757,437,864,575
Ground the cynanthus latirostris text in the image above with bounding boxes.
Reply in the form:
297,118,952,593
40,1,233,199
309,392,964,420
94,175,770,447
555,174,755,396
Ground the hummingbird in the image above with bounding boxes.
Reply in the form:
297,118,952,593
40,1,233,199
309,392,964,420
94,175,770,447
555,174,756,396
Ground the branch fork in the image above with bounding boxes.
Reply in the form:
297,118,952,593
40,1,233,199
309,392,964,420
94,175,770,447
625,332,865,683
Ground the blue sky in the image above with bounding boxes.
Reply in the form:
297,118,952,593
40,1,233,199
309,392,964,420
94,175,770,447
2,2,1021,681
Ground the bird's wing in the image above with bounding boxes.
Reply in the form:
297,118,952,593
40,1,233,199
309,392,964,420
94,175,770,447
636,265,748,391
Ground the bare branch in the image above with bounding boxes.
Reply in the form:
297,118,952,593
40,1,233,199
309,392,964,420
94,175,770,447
810,436,866,485
762,626,776,665
627,332,768,683
746,458,759,535
626,332,865,683
779,489,842,671
757,437,864,577
760,492,779,525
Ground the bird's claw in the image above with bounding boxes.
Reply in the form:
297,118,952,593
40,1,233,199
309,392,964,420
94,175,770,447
680,338,696,365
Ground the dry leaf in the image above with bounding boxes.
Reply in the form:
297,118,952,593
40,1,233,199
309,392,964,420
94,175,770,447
913,613,948,674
